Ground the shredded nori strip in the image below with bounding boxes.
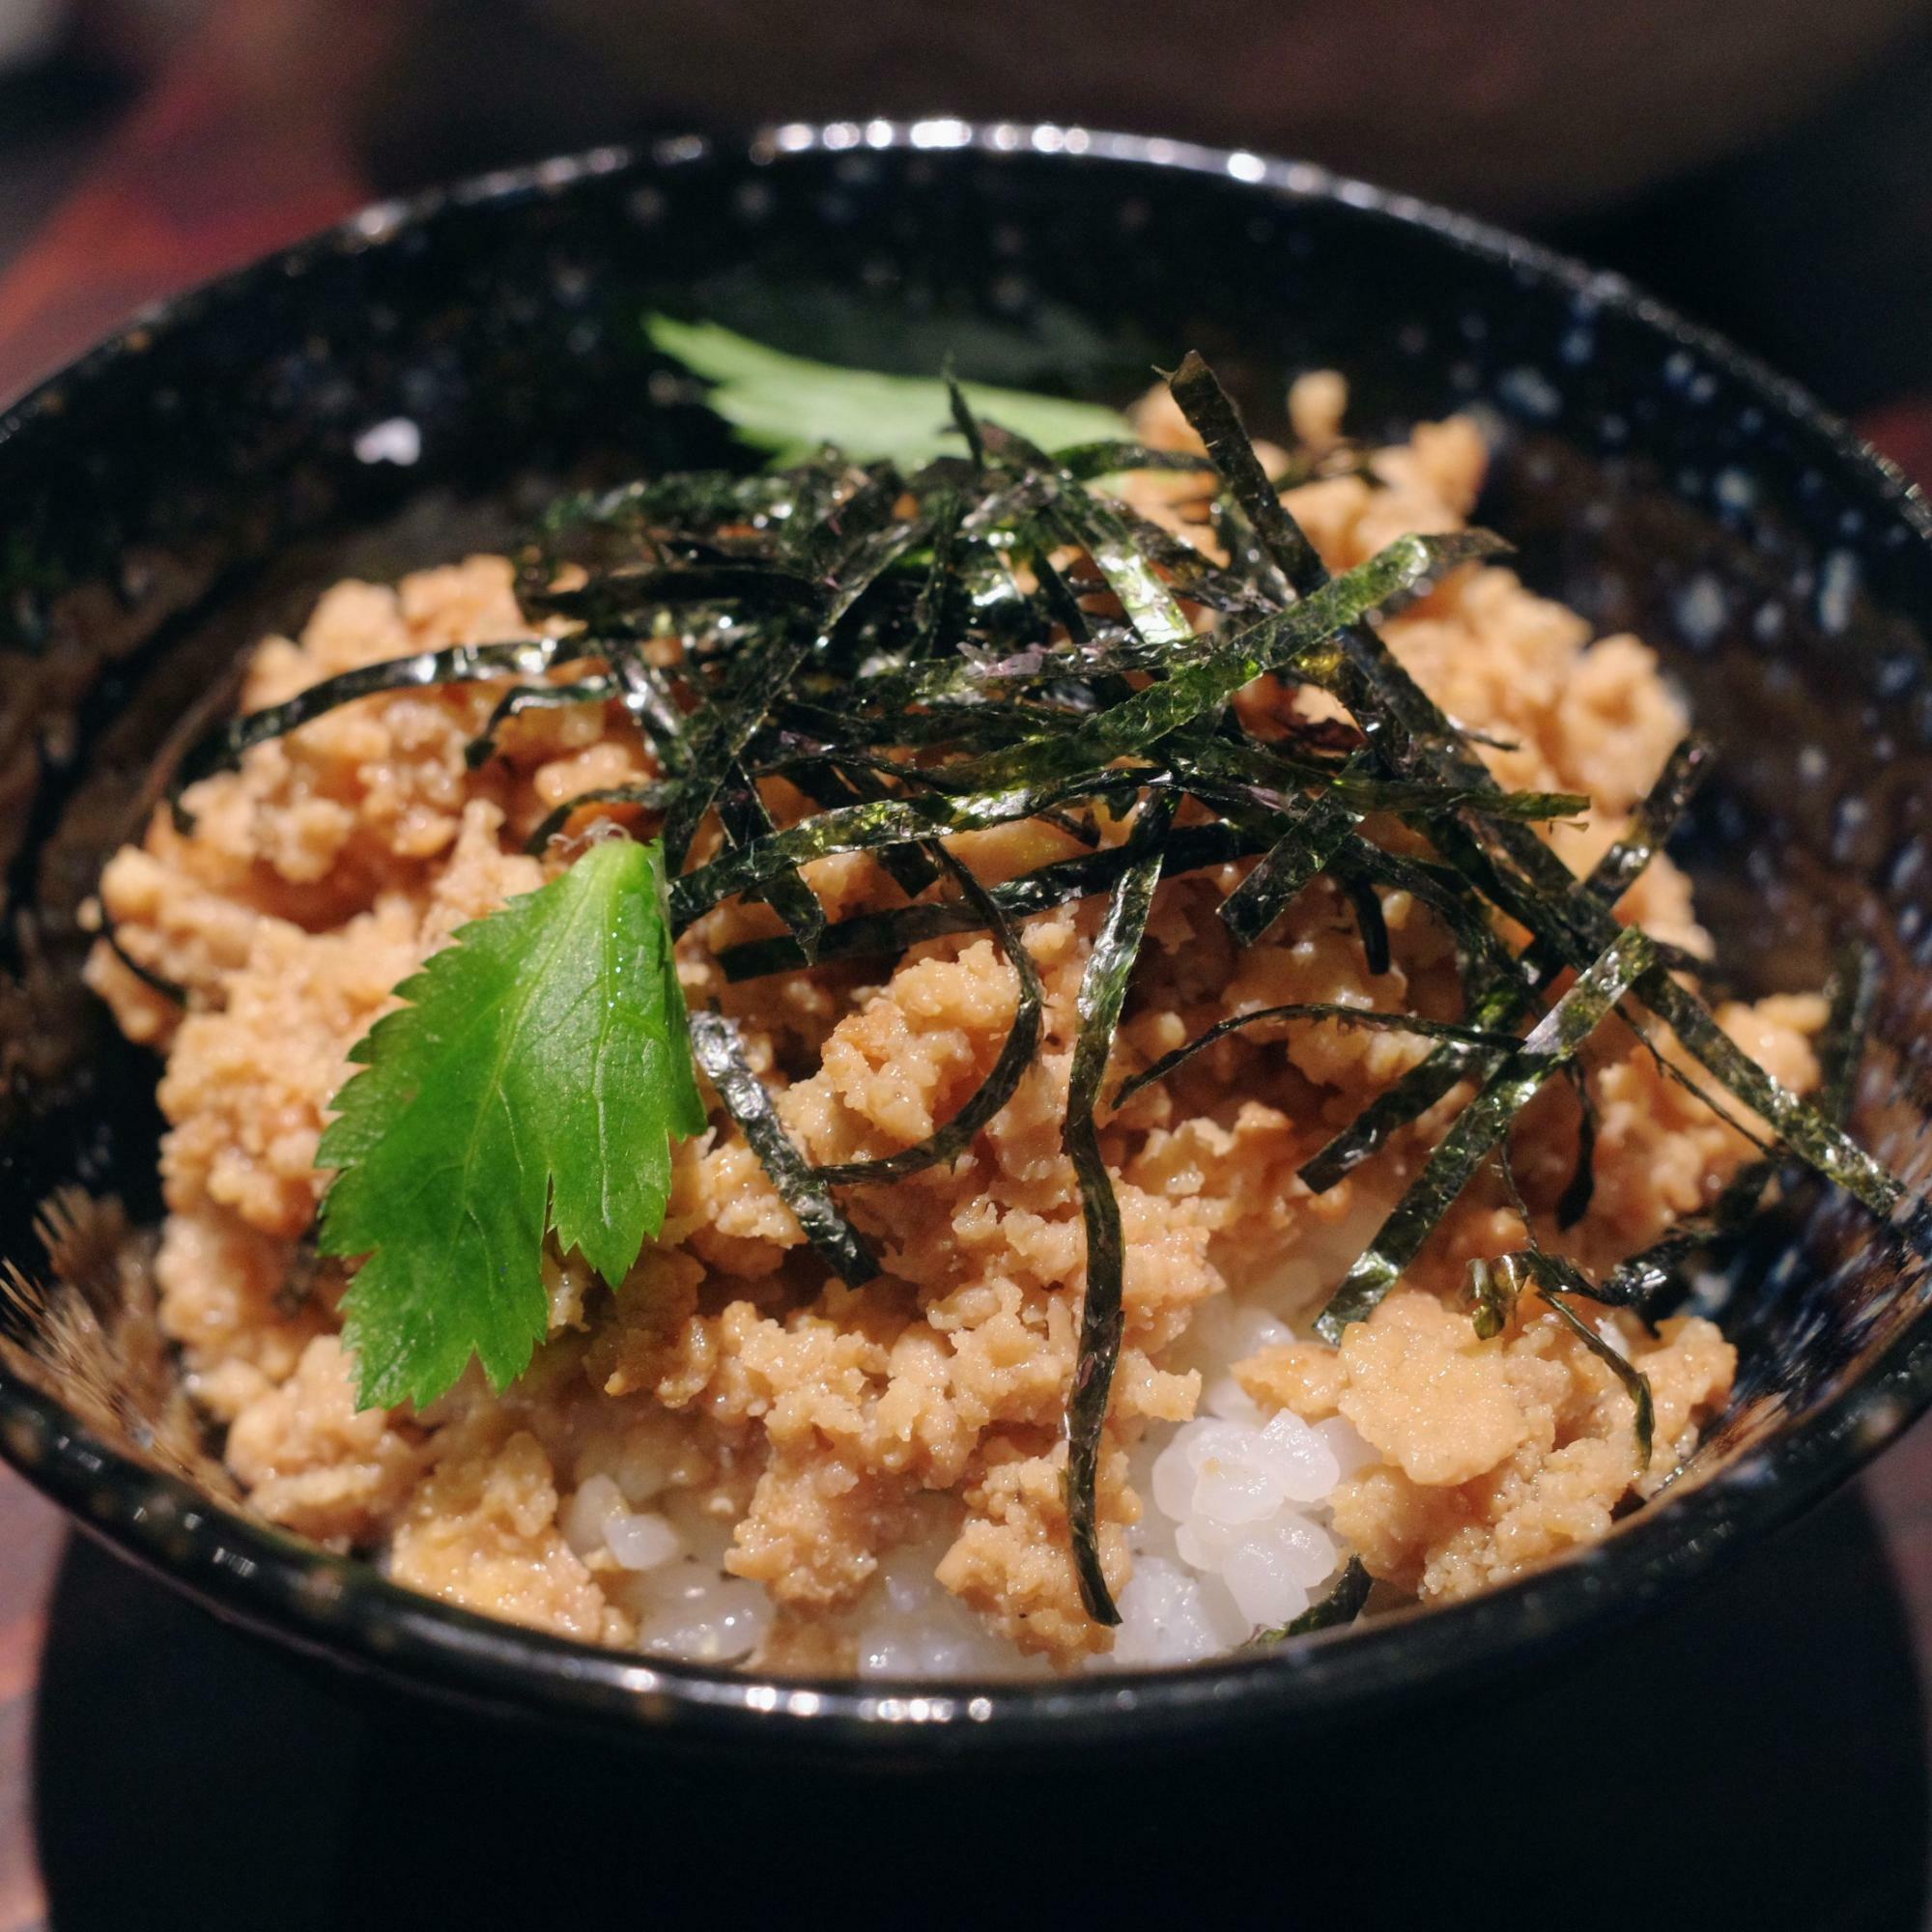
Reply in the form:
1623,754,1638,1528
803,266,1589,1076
1065,791,1178,1627
1472,1147,1656,1461
1168,351,1321,593
466,673,619,770
1540,1277,1655,1466
1582,736,1715,907
713,821,1259,980
1054,440,1220,482
1301,734,1732,1194
933,531,1504,802
531,561,821,623
612,648,696,775
1596,936,1885,1307
523,782,674,856
1216,787,1362,944
170,637,561,817
102,917,187,1004
907,488,964,663
811,847,1044,1183
1255,1555,1374,1643
1467,1251,1655,1464
716,763,828,961
668,766,1131,925
1198,375,1776,1236
1184,734,1587,824
687,1009,879,1286
1554,1064,1600,1231
1634,964,1897,1218
944,370,988,473
1342,870,1392,978
1818,937,1882,1127
1113,1003,1521,1108
1316,927,1659,1343
654,495,933,869
1332,619,1896,1220
1048,485,1199,652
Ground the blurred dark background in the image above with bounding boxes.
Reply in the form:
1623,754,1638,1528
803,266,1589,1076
4,3,1932,1926
4,0,1932,414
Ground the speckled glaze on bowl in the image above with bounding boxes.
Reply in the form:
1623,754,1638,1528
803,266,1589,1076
1,122,1929,1756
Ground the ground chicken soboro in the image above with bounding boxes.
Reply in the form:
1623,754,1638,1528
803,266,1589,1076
84,383,1814,1672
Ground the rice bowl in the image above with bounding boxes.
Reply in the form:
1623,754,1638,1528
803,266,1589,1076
0,127,1923,1746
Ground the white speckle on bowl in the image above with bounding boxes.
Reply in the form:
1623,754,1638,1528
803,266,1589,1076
1818,549,1861,636
353,417,421,467
1673,571,1727,650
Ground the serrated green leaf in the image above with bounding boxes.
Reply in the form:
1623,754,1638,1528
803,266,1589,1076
647,316,1127,468
318,838,703,1409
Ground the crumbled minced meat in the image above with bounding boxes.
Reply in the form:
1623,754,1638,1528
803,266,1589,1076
84,384,1807,1666
1239,1294,1737,1600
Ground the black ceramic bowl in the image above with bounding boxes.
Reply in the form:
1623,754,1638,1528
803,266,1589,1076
2,122,1929,1758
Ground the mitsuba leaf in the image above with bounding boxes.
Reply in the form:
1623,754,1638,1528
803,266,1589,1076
319,838,704,1409
646,316,1127,467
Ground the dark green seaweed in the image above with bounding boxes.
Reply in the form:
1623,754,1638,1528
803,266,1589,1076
1113,1003,1521,1109
531,562,820,624
1466,1251,1654,1464
611,648,696,775
522,783,675,856
1818,937,1882,1127
1168,351,1321,593
687,1009,879,1286
716,764,828,961
1596,936,1884,1307
1048,486,1202,653
1216,788,1363,944
172,637,562,816
465,673,618,769
1554,1064,1599,1231
811,846,1045,1183
1479,1145,1655,1460
937,531,1505,802
1342,870,1392,978
1064,792,1178,1627
656,499,933,869
1316,927,1659,1343
1579,736,1715,909
1302,734,1733,1194
1321,591,1897,1221
668,766,1131,926
1540,1277,1655,1466
1054,441,1220,482
1184,734,1588,825
1256,1555,1374,1642
713,822,1260,980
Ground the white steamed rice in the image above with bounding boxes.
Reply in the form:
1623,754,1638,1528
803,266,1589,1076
561,1201,1388,1677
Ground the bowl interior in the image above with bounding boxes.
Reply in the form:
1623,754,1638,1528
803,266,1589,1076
2,127,1929,1743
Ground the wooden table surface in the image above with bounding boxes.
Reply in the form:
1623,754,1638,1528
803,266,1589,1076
3,8,1931,1925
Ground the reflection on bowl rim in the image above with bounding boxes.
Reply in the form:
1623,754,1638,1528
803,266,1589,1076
2,119,1928,1752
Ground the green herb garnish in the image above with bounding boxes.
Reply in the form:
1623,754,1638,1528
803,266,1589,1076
319,838,703,1408
646,316,1127,467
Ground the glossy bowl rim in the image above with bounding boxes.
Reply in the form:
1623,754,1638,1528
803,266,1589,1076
2,117,1929,1752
